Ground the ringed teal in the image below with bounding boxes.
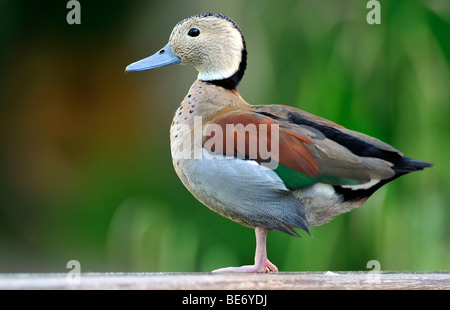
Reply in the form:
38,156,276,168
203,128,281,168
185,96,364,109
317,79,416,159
126,13,433,273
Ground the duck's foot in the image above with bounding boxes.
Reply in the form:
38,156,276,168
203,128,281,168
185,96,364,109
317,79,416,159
211,227,278,273
212,259,278,273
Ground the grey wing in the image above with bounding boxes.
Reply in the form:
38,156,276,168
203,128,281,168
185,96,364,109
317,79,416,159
177,150,310,236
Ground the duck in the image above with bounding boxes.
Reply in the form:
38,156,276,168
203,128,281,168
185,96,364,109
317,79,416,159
126,12,433,273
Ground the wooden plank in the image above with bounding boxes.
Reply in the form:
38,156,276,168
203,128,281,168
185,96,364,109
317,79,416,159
0,272,449,290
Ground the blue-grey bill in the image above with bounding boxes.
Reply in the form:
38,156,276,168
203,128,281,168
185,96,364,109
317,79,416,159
126,42,181,72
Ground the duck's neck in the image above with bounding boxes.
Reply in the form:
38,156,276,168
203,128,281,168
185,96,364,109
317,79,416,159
200,46,247,90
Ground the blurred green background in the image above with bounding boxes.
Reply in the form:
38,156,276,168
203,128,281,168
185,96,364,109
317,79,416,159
0,0,448,273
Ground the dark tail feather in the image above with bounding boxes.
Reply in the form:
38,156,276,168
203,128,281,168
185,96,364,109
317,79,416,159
393,157,434,174
335,156,433,202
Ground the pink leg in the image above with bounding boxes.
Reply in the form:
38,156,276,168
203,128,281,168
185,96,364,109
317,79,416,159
212,227,278,273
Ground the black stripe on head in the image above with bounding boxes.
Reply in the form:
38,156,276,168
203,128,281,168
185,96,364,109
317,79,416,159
187,13,245,38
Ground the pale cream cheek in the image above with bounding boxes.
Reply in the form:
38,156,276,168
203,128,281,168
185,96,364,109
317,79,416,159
170,24,243,81
195,44,242,80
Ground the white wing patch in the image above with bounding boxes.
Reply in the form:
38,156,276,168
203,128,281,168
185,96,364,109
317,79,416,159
340,179,380,190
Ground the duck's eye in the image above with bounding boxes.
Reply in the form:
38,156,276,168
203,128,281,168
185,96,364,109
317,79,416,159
188,28,200,37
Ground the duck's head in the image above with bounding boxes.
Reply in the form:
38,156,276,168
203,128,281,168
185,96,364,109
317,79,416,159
126,13,247,90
